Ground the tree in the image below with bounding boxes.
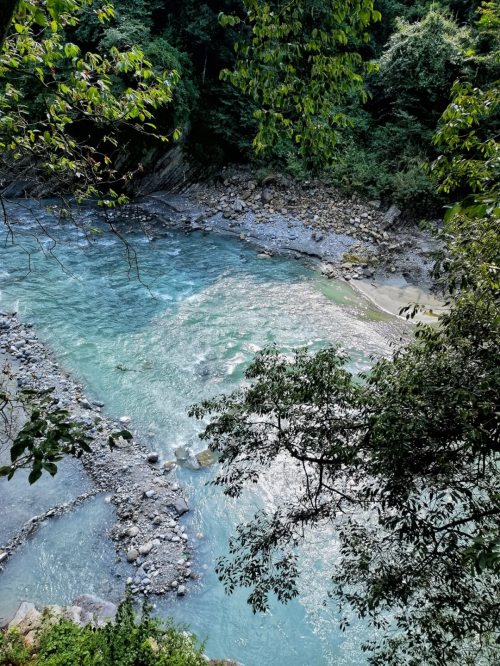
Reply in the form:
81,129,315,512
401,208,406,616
189,6,500,662
378,11,472,122
219,0,381,164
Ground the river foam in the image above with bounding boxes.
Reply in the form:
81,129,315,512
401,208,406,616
0,203,399,665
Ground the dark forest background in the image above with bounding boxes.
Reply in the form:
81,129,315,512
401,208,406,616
67,0,500,215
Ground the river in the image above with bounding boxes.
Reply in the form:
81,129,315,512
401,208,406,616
0,201,399,665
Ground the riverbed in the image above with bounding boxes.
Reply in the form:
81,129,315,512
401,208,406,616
0,199,402,665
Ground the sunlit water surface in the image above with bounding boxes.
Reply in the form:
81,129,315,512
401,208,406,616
0,205,398,665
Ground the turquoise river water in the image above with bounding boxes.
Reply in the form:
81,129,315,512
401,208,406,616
0,205,399,665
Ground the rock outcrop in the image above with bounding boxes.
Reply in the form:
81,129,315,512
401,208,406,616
5,596,118,649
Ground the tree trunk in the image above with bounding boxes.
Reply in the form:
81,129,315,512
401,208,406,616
0,0,18,50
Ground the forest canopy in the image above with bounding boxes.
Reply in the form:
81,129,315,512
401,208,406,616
3,0,498,214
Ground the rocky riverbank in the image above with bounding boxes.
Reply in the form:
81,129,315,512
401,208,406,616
0,313,196,601
190,166,438,284
96,166,440,307
118,166,443,322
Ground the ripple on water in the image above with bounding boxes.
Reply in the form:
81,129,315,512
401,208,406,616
0,215,399,665
0,495,120,626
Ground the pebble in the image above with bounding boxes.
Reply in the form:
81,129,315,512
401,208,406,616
127,549,139,563
139,543,153,556
177,585,187,596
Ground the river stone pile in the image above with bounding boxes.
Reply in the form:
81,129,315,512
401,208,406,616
196,168,401,240
188,167,434,282
0,313,192,598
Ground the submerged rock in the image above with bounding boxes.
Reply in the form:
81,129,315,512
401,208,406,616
195,449,218,468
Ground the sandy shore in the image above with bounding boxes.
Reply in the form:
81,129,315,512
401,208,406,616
351,277,447,325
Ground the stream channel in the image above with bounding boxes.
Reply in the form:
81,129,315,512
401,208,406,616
0,201,402,666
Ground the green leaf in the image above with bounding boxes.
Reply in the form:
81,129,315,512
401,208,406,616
28,469,43,485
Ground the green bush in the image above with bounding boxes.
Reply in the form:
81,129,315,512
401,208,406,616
0,594,207,666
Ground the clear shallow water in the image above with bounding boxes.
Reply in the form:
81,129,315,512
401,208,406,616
0,205,395,664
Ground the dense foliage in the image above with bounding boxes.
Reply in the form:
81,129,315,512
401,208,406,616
219,0,381,164
52,0,500,213
5,0,500,213
0,594,208,665
0,0,177,205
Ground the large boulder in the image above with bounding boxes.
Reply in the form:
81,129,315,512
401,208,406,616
195,449,218,468
7,602,36,631
382,204,402,229
72,594,117,626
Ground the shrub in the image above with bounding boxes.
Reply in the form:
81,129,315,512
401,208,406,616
0,593,207,666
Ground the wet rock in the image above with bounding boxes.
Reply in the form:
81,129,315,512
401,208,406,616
174,446,190,462
177,585,187,596
147,452,159,463
195,449,218,468
119,416,131,425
